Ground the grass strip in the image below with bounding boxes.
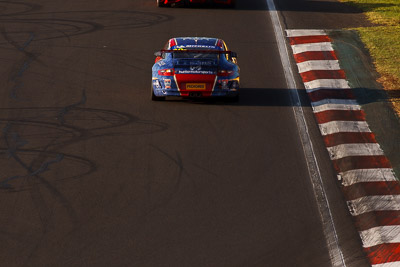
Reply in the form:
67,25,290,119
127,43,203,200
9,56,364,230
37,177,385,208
339,0,400,115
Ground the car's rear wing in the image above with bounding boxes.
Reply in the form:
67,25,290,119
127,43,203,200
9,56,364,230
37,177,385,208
155,49,237,58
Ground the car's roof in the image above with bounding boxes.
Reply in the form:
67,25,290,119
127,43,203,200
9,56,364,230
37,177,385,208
166,37,225,50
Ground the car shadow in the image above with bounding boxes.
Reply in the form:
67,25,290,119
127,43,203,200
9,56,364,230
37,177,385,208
182,0,396,14
162,87,400,107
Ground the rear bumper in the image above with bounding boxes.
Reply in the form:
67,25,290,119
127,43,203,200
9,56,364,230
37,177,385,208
211,0,233,4
152,73,240,98
162,0,233,5
162,0,183,5
153,88,239,98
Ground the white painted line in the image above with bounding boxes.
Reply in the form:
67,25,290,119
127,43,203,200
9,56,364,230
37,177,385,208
297,60,341,73
270,19,346,267
212,75,218,92
347,195,400,216
311,98,359,108
319,121,371,136
312,103,362,113
340,169,397,187
291,42,333,54
286,29,327,37
174,75,181,91
360,225,400,248
304,79,350,91
327,143,384,161
372,261,400,267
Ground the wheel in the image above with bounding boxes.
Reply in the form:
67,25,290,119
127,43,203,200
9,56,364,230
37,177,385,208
157,0,165,7
151,85,165,101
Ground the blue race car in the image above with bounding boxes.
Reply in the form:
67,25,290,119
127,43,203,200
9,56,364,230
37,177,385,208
152,37,240,101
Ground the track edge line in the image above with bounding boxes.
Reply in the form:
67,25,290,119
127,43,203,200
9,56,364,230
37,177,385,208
264,2,346,267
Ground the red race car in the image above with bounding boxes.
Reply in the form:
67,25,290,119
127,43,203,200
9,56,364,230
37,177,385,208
157,0,235,7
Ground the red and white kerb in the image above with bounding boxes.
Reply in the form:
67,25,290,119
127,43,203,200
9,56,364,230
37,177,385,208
287,29,400,267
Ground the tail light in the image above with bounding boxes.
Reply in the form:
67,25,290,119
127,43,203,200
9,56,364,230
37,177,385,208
218,70,234,76
158,69,175,76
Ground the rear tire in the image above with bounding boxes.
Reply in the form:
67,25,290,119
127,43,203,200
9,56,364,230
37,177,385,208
157,0,165,7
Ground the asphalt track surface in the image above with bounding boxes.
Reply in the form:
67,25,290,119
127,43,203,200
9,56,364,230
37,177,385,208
0,0,369,266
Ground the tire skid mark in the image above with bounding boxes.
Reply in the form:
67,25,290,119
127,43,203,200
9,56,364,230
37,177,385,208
0,101,167,237
146,145,187,213
0,1,41,16
146,145,204,214
19,31,34,51
0,18,103,42
1,123,75,233
0,153,64,189
0,107,168,132
1,122,64,190
0,10,172,43
0,25,36,57
0,150,96,192
0,108,169,191
1,28,37,99
30,153,64,176
57,89,87,124
0,120,81,150
2,122,28,156
0,5,172,98
0,1,172,259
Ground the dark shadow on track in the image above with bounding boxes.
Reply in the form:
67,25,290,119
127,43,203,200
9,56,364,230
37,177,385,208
273,0,394,14
164,0,267,10
160,88,400,107
234,0,267,10
352,87,400,106
167,0,395,14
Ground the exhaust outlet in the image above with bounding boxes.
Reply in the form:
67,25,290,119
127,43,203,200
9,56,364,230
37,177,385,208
188,92,202,97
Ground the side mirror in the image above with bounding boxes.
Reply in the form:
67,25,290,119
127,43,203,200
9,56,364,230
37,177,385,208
154,51,162,57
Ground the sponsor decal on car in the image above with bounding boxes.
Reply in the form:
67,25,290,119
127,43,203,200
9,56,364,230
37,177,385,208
218,79,229,89
184,45,217,49
181,37,213,41
176,70,215,75
164,79,171,89
175,60,215,66
186,83,206,90
190,65,202,71
173,46,187,50
153,79,161,89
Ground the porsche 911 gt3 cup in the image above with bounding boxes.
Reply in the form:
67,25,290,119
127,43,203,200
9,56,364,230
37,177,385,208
152,37,240,101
